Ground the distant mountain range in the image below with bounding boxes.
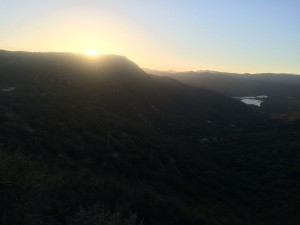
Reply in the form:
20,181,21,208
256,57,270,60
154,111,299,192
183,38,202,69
145,68,300,97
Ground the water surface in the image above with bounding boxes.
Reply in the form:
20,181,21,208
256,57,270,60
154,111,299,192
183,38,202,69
233,96,268,107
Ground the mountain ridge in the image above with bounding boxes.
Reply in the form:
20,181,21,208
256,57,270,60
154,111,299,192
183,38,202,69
0,50,262,139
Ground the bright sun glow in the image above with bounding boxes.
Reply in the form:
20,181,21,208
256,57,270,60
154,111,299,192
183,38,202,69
84,49,99,56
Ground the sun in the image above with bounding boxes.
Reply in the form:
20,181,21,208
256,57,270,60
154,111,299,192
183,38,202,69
84,49,99,56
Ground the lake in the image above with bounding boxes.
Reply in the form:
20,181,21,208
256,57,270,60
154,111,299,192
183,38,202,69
233,96,268,107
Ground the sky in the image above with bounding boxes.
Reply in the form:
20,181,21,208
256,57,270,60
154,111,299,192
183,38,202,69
1,0,299,73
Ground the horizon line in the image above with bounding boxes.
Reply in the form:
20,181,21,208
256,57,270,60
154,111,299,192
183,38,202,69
1,49,299,76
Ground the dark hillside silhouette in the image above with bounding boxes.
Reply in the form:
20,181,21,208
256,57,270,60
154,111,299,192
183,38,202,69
146,69,300,114
0,50,299,225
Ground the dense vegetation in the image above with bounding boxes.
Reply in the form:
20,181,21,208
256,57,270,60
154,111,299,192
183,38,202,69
0,50,299,225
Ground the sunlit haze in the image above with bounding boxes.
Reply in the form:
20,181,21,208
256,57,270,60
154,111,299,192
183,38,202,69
84,49,99,56
1,0,299,73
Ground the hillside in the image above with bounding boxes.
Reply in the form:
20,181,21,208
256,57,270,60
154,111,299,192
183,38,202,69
0,50,299,225
275,112,300,122
145,69,300,97
0,50,261,140
145,69,300,115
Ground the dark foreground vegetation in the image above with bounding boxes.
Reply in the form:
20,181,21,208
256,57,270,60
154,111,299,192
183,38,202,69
0,50,300,225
